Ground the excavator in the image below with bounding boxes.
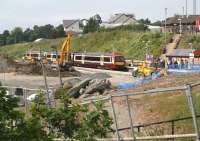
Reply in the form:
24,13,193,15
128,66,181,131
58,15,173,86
22,32,73,72
130,61,156,77
51,32,73,71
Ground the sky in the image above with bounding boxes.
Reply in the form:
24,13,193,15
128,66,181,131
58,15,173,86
0,0,199,33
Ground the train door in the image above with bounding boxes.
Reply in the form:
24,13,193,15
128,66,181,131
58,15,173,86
100,55,104,66
82,54,85,64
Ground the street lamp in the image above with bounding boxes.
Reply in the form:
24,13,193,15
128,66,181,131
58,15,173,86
178,18,182,35
165,8,168,46
143,41,151,61
164,8,168,70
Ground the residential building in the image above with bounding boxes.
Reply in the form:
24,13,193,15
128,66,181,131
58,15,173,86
163,15,200,33
101,13,137,28
63,20,83,34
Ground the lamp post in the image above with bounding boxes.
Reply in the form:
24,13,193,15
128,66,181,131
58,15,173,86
178,18,182,35
165,8,168,46
164,8,168,70
143,41,151,62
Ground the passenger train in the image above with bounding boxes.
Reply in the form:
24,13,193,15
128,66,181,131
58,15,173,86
23,51,126,70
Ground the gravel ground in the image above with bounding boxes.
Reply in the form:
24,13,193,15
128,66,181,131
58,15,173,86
0,71,134,89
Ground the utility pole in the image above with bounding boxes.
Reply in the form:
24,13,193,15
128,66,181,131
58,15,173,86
182,6,185,18
164,8,168,70
186,0,188,33
178,18,182,35
165,8,168,46
193,0,196,15
186,0,188,17
56,49,63,88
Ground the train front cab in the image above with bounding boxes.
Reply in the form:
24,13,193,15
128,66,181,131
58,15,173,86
112,55,126,70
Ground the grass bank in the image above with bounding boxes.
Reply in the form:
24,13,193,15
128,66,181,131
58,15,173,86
0,31,172,60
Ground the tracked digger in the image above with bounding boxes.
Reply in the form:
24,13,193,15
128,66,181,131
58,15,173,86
19,33,74,74
51,33,74,71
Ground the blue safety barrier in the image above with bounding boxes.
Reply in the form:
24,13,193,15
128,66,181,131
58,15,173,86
167,64,200,74
168,64,200,70
118,72,161,90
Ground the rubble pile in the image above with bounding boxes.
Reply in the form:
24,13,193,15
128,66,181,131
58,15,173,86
63,73,112,99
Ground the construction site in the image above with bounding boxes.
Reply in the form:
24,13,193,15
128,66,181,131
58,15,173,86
0,30,200,140
1,0,200,141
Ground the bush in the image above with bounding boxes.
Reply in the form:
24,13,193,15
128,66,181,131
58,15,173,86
0,88,113,140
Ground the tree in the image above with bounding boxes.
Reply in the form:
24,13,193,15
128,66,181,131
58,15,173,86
11,27,23,43
152,21,162,26
93,14,102,24
0,87,113,141
0,88,52,141
31,90,113,140
138,18,151,25
56,24,66,37
0,30,10,46
23,28,32,42
0,34,5,46
83,17,101,34
6,36,15,45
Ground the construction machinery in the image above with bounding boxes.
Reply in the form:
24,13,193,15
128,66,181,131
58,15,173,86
50,32,73,71
129,61,156,77
59,33,72,66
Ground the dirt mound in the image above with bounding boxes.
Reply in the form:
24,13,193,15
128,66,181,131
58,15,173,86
0,55,80,77
0,54,16,72
15,62,80,77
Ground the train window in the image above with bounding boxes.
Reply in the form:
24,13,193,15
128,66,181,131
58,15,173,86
115,56,125,62
47,55,51,58
85,56,100,61
53,55,60,59
75,56,82,60
104,57,111,62
31,54,39,58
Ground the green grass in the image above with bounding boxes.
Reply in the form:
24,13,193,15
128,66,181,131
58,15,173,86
0,31,172,60
140,91,200,137
179,33,200,49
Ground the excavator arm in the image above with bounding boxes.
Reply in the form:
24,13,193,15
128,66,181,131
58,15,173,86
60,33,72,65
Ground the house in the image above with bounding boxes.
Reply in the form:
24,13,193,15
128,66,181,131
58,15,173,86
163,15,200,33
101,13,137,28
63,20,83,34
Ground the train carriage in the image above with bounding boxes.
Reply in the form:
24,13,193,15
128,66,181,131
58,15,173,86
72,52,126,70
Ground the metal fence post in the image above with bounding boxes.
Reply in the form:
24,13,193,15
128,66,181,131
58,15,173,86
125,95,136,140
23,88,27,113
185,84,200,141
110,96,120,141
171,121,175,135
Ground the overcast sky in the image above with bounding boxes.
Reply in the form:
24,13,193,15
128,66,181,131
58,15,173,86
0,0,199,33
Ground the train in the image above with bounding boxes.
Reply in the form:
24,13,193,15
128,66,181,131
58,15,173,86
23,51,126,70
72,52,126,70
